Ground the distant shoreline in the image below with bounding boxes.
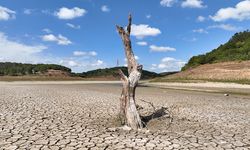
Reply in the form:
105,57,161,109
1,80,250,96
0,76,120,82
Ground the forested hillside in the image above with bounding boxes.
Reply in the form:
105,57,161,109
182,30,250,70
78,67,161,80
0,62,71,76
0,63,160,80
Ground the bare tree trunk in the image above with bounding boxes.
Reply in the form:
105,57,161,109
116,14,143,129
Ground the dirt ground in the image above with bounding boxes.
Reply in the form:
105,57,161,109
166,61,250,81
0,82,249,149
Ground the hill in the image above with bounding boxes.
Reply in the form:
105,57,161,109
182,30,250,71
0,62,71,76
0,63,160,80
76,67,160,80
154,30,250,84
160,61,250,83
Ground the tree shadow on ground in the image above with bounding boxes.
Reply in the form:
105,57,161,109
140,107,171,127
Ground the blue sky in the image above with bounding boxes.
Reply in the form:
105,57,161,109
0,0,250,73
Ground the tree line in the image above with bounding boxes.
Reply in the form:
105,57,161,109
0,62,71,76
0,63,160,80
73,67,161,79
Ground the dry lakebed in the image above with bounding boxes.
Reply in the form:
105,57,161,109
0,81,250,149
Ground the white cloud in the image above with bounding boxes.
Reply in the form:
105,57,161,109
59,60,80,67
131,24,161,39
146,14,151,19
42,34,72,45
58,58,106,72
152,64,157,67
183,37,197,42
156,57,186,72
197,16,205,22
150,64,158,70
73,51,87,56
73,51,97,56
68,60,80,67
210,0,250,22
136,41,148,46
91,60,104,67
41,9,50,15
55,7,87,20
66,23,80,29
0,32,105,73
101,5,110,12
150,45,176,52
193,28,208,34
160,0,177,7
89,51,97,56
135,55,139,60
42,28,52,33
23,9,33,15
0,32,47,63
208,24,240,31
181,0,206,8
0,6,16,21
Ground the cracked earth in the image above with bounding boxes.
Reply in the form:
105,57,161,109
0,82,250,149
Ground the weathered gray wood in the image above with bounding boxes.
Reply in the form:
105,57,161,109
116,14,143,129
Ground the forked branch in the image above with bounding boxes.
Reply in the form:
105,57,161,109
116,14,138,74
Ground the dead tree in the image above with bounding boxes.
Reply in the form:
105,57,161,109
116,14,143,129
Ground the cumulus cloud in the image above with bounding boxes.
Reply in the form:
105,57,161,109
73,51,97,56
152,57,186,72
208,24,240,31
0,6,16,21
101,5,110,12
59,58,82,68
0,32,47,63
210,0,250,22
160,0,177,7
181,0,206,8
0,32,105,72
54,7,86,20
136,41,148,46
150,45,176,52
66,23,80,29
197,16,205,22
91,60,104,67
193,28,208,34
68,60,80,67
59,58,106,72
42,34,72,45
58,57,106,72
131,24,161,39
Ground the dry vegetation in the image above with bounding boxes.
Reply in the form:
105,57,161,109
154,61,250,84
